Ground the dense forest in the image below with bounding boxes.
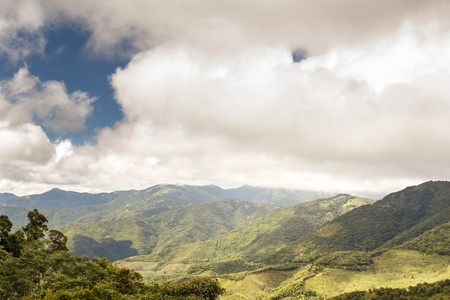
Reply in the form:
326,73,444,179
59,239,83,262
0,210,224,299
1,182,449,299
330,279,450,300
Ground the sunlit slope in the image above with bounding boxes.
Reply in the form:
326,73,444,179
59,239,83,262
220,250,450,300
61,199,277,261
398,221,450,255
1,184,332,226
264,181,450,264
140,195,374,263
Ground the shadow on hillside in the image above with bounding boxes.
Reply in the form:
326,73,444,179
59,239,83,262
70,235,139,262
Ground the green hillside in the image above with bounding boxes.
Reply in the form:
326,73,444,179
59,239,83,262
61,199,277,261
398,221,450,255
111,181,450,299
215,249,450,299
265,181,450,263
0,193,17,202
381,205,450,250
0,210,225,300
0,206,29,227
1,184,332,227
218,185,334,207
2,188,119,209
143,195,374,264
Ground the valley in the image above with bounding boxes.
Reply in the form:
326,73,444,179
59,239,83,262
1,181,449,299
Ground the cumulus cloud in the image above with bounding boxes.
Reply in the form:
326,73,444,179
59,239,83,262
0,68,96,194
44,0,450,56
2,0,450,196
0,67,95,133
97,24,450,196
0,0,46,61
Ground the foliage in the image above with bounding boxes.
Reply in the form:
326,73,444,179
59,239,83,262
145,195,373,264
330,279,450,299
1,184,325,227
266,181,450,263
0,214,25,257
399,222,450,255
0,210,225,300
313,251,374,271
186,261,261,275
62,199,277,261
1,188,118,209
23,209,49,241
47,229,69,252
380,205,450,249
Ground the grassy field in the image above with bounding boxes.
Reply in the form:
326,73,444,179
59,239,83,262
214,250,450,299
115,247,449,299
303,250,450,299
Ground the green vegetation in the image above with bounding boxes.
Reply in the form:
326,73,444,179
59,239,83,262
2,188,117,209
381,206,450,250
61,199,277,261
0,210,225,299
313,251,374,271
216,249,450,299
330,279,450,300
265,181,450,263
399,222,450,255
2,181,450,299
1,184,332,227
143,195,373,264
0,193,17,202
186,261,261,276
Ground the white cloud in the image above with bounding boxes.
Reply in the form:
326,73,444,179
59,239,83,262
0,69,96,195
2,1,450,197
0,0,46,61
88,20,450,197
43,0,450,56
0,68,96,133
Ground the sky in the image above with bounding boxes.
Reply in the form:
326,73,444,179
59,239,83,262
1,0,450,198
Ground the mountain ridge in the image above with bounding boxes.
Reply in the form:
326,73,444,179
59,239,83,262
262,180,450,264
60,199,278,261
122,194,374,264
0,184,335,226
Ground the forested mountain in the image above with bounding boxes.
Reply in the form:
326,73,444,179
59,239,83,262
60,199,278,261
0,184,333,226
1,181,450,299
0,210,225,299
0,193,17,202
399,221,450,255
146,195,374,263
263,180,450,264
111,181,449,299
1,188,117,209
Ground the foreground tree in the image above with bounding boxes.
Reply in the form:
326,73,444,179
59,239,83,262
22,209,48,241
0,215,25,257
0,210,225,299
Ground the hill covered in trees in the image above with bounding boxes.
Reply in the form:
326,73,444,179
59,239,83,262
0,184,333,227
2,181,449,299
113,181,449,299
60,199,278,261
143,195,373,263
0,210,225,299
263,181,450,264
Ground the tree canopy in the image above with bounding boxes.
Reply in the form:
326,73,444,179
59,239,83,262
0,210,225,299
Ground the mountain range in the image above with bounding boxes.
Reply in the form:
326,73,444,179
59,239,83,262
115,181,449,299
0,184,333,227
1,180,449,299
